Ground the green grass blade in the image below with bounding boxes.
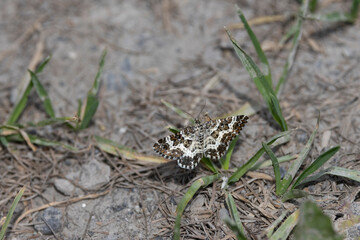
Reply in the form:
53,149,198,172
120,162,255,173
265,209,289,238
281,189,309,202
161,99,195,124
0,186,25,240
221,136,239,170
226,29,287,131
309,0,318,13
225,193,246,236
279,22,297,46
292,146,340,188
275,0,307,96
28,70,55,118
262,142,282,195
91,49,107,95
293,201,343,240
269,209,299,240
0,136,8,147
24,117,78,128
223,218,247,240
174,174,220,240
7,56,51,124
228,131,290,184
7,82,33,125
165,126,180,134
236,6,272,86
79,49,107,129
201,157,218,174
299,166,360,186
280,117,319,193
76,99,82,129
34,55,51,74
6,133,78,151
350,0,360,20
250,154,297,171
322,167,360,182
79,94,99,129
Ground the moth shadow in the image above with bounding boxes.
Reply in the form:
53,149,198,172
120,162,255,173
150,161,199,185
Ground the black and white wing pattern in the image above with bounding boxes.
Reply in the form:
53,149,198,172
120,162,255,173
153,115,248,170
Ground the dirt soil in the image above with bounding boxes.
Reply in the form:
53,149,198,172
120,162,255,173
0,0,360,239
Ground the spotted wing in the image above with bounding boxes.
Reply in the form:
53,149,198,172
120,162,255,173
203,115,248,160
153,125,203,170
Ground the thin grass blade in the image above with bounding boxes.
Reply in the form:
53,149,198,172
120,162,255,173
6,134,78,151
275,0,308,96
79,94,99,129
269,209,299,240
228,130,290,184
34,55,51,74
0,186,25,240
168,127,180,134
262,142,282,195
1,125,36,151
7,56,51,124
265,210,289,238
226,29,287,131
7,82,33,125
236,6,272,86
95,136,168,164
79,49,107,129
221,136,239,170
223,218,247,240
28,70,55,118
279,22,297,46
281,189,309,202
161,99,195,123
350,0,360,20
292,146,340,188
299,166,360,186
309,0,318,12
174,174,220,240
24,116,79,128
201,157,218,174
0,136,8,147
225,193,246,236
250,154,297,171
280,117,319,193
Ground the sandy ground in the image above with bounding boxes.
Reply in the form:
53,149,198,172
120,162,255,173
0,0,359,239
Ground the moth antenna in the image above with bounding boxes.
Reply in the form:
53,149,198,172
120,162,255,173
196,100,207,120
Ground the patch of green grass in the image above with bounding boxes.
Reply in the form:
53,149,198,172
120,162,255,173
1,49,107,151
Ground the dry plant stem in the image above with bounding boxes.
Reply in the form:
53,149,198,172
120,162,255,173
13,190,110,227
41,216,61,240
12,31,45,105
0,15,46,62
227,14,286,30
99,148,132,182
161,0,173,33
189,73,220,115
